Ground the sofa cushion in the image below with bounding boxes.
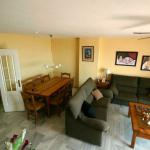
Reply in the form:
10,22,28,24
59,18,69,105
99,89,113,99
92,89,103,100
94,106,108,121
69,88,85,119
138,78,150,96
79,112,110,131
86,94,94,104
112,74,138,87
69,78,96,119
116,92,138,102
138,77,150,88
81,78,96,97
111,74,138,95
92,97,110,108
138,88,150,96
117,85,137,94
81,101,96,118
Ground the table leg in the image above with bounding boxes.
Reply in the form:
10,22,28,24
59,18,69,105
45,97,50,116
128,107,130,117
131,131,137,148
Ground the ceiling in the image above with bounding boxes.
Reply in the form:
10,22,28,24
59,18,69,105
0,0,150,37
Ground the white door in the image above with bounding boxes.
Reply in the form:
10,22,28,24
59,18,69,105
0,49,25,112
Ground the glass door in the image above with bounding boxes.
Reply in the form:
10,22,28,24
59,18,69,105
0,49,24,112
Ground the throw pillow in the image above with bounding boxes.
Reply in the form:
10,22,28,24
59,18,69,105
81,101,96,118
92,89,103,100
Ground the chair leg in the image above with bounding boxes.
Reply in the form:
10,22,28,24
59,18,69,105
57,106,61,117
35,111,38,126
27,110,30,120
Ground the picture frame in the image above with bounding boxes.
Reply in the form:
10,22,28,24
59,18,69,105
115,51,138,66
140,55,150,71
82,46,94,62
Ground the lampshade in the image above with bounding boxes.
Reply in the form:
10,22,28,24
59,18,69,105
106,69,111,75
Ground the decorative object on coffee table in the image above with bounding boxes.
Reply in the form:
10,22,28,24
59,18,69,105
136,105,150,125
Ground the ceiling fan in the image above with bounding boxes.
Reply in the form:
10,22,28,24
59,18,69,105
133,32,150,40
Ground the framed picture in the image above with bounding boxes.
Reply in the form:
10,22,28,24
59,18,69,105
115,51,138,66
141,55,150,71
82,46,94,62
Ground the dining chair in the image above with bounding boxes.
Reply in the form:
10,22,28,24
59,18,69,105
61,72,71,78
48,86,66,116
64,79,74,106
42,74,51,82
21,92,45,126
32,78,42,86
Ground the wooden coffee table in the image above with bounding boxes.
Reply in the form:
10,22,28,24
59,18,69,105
128,102,150,148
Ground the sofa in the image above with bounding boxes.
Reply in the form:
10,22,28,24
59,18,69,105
110,74,150,106
65,77,113,146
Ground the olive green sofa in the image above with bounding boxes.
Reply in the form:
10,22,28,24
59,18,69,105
110,74,150,105
65,77,113,146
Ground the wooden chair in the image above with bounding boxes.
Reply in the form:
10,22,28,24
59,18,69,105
21,92,45,126
22,82,35,92
61,72,71,78
32,78,42,86
49,86,66,116
22,74,42,85
42,74,50,82
64,79,74,106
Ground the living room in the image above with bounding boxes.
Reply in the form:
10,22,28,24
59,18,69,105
0,0,150,150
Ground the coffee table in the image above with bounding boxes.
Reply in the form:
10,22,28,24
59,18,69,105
128,102,150,148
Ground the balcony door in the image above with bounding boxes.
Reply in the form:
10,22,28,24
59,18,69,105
0,49,24,112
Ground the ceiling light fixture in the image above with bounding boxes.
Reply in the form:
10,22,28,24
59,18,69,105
49,34,53,38
35,31,39,34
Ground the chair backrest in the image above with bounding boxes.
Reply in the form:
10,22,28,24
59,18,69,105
42,74,50,82
32,78,42,86
58,86,66,98
21,92,36,110
49,86,66,105
22,82,35,92
61,72,70,78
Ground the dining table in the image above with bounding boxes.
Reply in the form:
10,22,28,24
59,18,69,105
26,76,73,116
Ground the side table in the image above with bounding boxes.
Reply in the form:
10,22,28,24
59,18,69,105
96,80,110,89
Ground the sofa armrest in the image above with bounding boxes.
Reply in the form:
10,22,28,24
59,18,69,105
79,112,109,132
109,83,119,97
98,89,113,99
65,107,103,145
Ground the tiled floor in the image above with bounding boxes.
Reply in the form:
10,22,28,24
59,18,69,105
0,104,149,150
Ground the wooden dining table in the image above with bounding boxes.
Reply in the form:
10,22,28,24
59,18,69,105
26,77,73,116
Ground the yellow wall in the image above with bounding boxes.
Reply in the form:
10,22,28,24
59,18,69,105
0,33,53,80
99,37,150,78
51,38,79,87
79,38,99,86
0,34,149,86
